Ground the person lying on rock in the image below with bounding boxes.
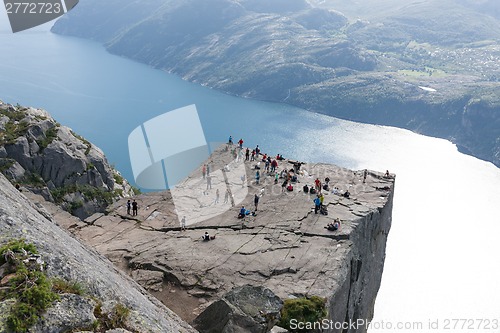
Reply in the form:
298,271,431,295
325,219,341,231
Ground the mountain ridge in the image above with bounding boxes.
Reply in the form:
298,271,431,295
51,0,500,166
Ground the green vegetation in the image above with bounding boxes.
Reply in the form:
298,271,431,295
0,239,59,333
21,172,46,188
278,296,327,332
36,126,59,151
0,239,38,259
0,158,15,173
69,200,84,214
70,130,92,155
50,184,116,206
93,302,131,331
0,121,30,145
0,239,126,333
113,173,124,185
51,278,85,296
0,106,26,122
131,187,141,195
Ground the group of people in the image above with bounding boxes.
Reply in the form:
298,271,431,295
126,199,139,216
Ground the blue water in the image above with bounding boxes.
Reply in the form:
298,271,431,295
1,14,500,332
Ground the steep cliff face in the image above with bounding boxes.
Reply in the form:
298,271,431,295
0,173,196,333
0,101,136,219
328,188,393,332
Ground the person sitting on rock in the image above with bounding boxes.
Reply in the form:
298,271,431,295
343,190,350,199
303,184,309,193
238,206,246,218
326,219,341,231
202,232,215,241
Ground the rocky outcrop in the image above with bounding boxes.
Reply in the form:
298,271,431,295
0,172,195,333
193,285,283,333
0,101,136,219
194,285,283,333
39,146,395,332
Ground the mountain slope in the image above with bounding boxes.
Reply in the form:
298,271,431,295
52,0,500,166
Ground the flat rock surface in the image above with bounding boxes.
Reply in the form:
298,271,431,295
32,146,395,323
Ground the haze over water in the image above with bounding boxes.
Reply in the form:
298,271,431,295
1,14,499,332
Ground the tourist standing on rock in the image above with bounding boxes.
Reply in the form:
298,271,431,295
126,200,131,215
180,216,186,231
255,170,260,184
238,138,244,149
255,145,260,156
254,194,260,211
314,178,321,193
206,163,210,176
132,200,138,216
206,175,212,190
202,164,206,179
245,148,250,161
363,169,367,183
251,150,256,161
224,188,230,204
314,196,321,214
228,136,233,144
215,189,220,204
271,159,278,173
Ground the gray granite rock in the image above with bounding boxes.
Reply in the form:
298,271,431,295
0,102,136,219
0,173,196,333
31,294,96,333
194,285,283,333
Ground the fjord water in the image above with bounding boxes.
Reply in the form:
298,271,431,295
1,22,500,332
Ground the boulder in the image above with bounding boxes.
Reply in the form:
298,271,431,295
31,294,96,333
193,285,283,333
